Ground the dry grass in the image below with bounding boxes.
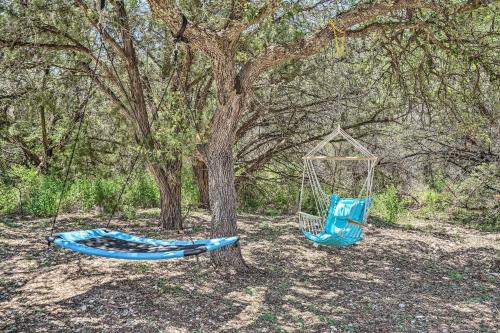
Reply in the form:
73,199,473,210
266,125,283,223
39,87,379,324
0,210,498,332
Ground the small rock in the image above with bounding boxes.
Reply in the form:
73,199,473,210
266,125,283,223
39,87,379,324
80,305,87,311
399,303,406,308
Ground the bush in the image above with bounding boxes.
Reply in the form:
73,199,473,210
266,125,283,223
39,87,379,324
181,167,199,206
0,183,19,214
451,208,499,232
9,166,61,216
447,163,499,230
125,174,160,208
93,178,122,213
65,178,98,211
238,175,299,216
372,185,408,223
24,177,61,216
421,189,447,213
59,176,123,214
0,166,165,217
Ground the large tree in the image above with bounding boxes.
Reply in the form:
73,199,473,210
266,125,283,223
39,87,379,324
147,0,493,269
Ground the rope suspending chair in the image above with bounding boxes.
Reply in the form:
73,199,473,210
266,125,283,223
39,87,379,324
298,126,377,247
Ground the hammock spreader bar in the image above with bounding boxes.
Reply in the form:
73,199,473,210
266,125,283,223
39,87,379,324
48,229,239,260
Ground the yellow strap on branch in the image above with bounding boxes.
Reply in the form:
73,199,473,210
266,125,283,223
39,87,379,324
328,18,346,56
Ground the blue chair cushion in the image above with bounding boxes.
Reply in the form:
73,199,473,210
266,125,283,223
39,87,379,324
324,194,371,234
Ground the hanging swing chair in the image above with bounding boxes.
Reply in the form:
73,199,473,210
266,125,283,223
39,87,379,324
298,126,377,247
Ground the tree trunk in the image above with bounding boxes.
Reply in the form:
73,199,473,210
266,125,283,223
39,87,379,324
150,154,183,230
207,144,247,270
206,63,248,270
193,150,210,209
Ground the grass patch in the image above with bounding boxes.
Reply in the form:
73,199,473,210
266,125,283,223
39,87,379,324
447,270,464,281
154,278,187,295
258,311,278,322
319,315,339,326
342,323,357,331
126,262,150,274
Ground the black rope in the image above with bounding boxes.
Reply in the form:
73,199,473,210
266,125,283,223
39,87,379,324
49,30,105,238
105,39,185,229
104,62,178,229
49,13,188,236
172,15,188,44
171,15,188,63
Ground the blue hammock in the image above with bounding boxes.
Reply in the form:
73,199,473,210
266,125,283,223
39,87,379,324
50,229,239,260
302,194,371,247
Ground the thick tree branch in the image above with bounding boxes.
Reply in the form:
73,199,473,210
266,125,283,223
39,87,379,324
240,0,440,87
147,0,223,57
74,0,128,59
81,64,130,116
347,21,419,38
225,0,278,44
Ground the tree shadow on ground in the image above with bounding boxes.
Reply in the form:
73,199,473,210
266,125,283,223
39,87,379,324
1,212,498,332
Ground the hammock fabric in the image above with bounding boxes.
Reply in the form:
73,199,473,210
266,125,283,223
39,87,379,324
49,229,239,260
302,194,371,247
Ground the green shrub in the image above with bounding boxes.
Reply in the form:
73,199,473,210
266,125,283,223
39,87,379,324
93,178,122,213
122,204,138,220
0,165,166,217
10,166,61,216
372,185,407,223
421,189,446,213
0,183,19,214
238,177,299,216
239,185,260,211
451,163,499,209
64,177,120,214
451,208,499,232
447,163,499,231
236,167,301,215
181,167,199,206
65,178,98,211
298,190,317,215
23,177,61,216
125,174,160,208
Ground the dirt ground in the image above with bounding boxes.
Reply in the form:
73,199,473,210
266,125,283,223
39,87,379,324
0,210,498,333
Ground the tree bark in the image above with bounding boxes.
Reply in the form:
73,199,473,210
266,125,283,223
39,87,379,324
150,154,183,229
39,103,49,172
205,59,248,270
206,143,247,270
192,154,210,209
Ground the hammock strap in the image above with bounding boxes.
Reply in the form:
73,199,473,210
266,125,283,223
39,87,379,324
328,18,346,56
49,27,105,238
49,13,189,236
105,18,187,229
